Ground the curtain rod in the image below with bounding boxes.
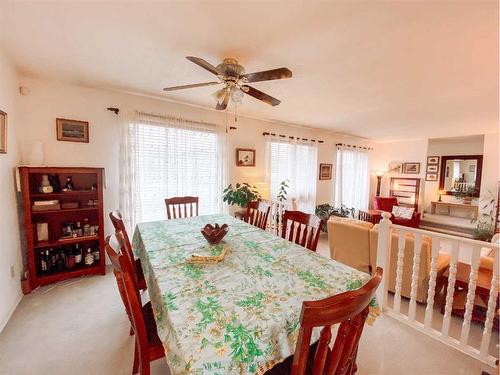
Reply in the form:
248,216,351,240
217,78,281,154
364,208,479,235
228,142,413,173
262,132,324,143
336,143,373,151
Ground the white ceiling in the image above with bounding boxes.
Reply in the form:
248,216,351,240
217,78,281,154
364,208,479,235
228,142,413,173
0,1,498,141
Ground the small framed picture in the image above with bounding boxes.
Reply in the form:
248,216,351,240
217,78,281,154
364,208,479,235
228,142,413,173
426,164,439,173
426,173,438,181
403,162,421,174
0,110,6,153
388,162,403,174
427,156,439,165
319,163,333,180
469,164,476,173
236,148,255,167
56,118,89,143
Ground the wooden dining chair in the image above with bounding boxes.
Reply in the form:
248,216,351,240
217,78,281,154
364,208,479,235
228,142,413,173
109,210,147,291
282,210,324,252
165,196,199,219
267,268,383,375
244,201,271,230
105,234,165,375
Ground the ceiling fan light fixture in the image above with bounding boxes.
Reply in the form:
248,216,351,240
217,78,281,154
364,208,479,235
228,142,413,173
231,88,244,104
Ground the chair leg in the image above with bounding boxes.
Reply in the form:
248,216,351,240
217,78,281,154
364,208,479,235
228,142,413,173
133,340,139,374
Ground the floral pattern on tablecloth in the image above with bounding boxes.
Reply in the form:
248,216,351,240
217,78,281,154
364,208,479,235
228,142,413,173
132,214,373,375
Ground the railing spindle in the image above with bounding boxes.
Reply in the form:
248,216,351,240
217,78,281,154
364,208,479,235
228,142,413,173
424,236,441,329
393,230,406,314
459,245,481,346
408,233,422,322
480,248,499,357
441,241,459,338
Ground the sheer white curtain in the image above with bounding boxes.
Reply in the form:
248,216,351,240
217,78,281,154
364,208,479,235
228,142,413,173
119,111,228,228
266,135,318,213
335,145,370,210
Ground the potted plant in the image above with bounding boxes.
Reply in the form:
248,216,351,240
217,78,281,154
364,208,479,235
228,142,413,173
315,204,355,232
222,183,261,209
471,190,496,242
452,186,477,205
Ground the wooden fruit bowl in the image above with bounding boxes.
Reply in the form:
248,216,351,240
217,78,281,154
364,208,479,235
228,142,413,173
201,223,229,244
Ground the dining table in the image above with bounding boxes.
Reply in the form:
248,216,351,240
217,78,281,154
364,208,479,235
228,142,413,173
132,213,375,375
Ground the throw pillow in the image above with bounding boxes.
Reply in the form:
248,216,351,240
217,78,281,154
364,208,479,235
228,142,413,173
392,206,414,219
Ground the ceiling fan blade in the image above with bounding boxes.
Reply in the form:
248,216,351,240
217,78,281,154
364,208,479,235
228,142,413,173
241,85,281,106
242,67,292,83
215,92,230,110
163,81,220,91
186,56,220,76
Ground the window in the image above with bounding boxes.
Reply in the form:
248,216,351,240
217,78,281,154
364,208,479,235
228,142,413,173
267,138,318,213
334,146,370,210
120,114,226,226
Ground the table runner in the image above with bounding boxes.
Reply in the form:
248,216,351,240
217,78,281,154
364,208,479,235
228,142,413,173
132,214,375,375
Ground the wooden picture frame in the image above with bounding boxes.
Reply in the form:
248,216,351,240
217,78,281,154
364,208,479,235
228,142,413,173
427,156,439,165
319,163,332,180
236,148,255,167
426,173,438,181
388,162,403,174
0,110,6,153
426,164,439,173
403,162,420,174
56,118,89,143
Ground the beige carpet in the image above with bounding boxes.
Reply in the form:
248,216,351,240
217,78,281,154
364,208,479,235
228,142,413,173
0,234,495,375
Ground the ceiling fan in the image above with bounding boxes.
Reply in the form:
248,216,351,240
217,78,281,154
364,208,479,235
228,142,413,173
163,56,292,110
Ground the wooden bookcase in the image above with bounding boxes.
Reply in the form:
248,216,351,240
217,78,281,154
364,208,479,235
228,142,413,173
389,177,421,211
19,167,106,292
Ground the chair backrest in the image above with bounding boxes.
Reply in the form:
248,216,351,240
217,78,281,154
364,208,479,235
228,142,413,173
291,268,383,375
109,210,139,284
105,233,149,368
327,217,374,274
282,210,323,252
245,201,271,230
165,196,199,219
373,197,398,212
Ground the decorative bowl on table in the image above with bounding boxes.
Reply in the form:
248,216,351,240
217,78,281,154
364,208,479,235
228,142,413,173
201,223,229,244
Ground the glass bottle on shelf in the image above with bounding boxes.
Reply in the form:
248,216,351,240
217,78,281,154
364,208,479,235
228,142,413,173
66,247,75,270
40,251,48,275
56,249,65,272
74,244,82,266
83,218,90,236
62,176,75,191
45,250,52,273
50,248,57,271
75,221,83,237
84,248,94,266
92,247,100,263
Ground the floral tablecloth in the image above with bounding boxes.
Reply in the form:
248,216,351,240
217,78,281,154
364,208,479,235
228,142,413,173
132,214,374,375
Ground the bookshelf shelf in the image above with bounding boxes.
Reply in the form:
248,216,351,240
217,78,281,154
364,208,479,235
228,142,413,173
19,167,106,292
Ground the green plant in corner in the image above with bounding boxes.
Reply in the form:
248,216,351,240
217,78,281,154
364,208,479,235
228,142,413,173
471,190,496,242
222,183,261,208
315,203,355,232
277,179,289,203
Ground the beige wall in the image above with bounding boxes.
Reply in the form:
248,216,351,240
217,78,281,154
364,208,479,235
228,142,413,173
0,51,22,332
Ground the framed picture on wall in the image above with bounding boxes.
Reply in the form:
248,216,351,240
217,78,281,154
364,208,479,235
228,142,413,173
56,118,89,143
319,163,332,180
388,162,403,174
427,156,439,165
236,148,255,167
403,162,420,174
0,110,6,153
426,173,438,181
426,164,439,173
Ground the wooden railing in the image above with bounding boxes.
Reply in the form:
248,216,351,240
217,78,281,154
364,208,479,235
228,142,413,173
376,212,499,367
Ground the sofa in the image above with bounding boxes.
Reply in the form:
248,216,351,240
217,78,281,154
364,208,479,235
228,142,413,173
373,197,421,228
328,217,450,303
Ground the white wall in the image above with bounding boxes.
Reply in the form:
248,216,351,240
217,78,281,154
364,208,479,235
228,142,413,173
370,139,428,211
423,137,485,211
16,77,370,229
0,51,22,332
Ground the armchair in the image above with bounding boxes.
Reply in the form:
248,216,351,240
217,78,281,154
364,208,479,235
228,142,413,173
374,197,421,228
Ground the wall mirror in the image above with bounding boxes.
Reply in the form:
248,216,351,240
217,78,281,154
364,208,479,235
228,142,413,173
439,155,482,197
